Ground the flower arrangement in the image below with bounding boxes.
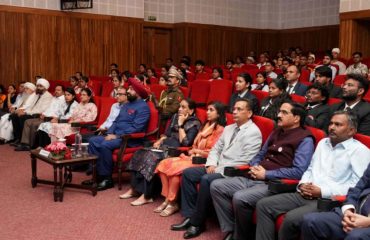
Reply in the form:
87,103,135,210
45,142,71,160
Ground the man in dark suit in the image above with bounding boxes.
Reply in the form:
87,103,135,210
302,162,370,240
314,65,342,98
228,72,259,114
285,65,308,96
330,73,370,136
304,83,331,131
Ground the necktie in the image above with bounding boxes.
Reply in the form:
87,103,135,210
287,85,293,94
229,127,240,145
360,194,370,217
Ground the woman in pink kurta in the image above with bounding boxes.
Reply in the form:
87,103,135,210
154,102,226,217
49,88,97,140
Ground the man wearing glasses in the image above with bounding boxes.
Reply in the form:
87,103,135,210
210,101,315,240
330,73,370,136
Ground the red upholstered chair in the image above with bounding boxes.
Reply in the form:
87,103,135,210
189,80,211,106
328,97,342,105
354,133,370,148
207,80,233,106
291,94,306,104
100,81,115,97
195,72,212,81
179,86,189,98
223,69,232,81
252,115,275,145
187,72,195,82
89,76,111,82
242,64,259,71
225,113,234,125
88,80,102,96
150,77,159,85
246,69,260,83
364,89,370,103
251,90,269,105
333,74,346,86
299,69,310,83
113,101,159,190
150,84,167,100
231,68,244,83
196,108,207,124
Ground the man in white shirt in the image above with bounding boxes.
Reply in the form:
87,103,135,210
255,111,370,240
331,48,347,75
345,51,369,76
15,85,65,151
265,60,278,79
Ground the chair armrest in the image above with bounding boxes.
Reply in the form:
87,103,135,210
268,179,299,194
120,132,146,140
224,165,251,177
317,196,345,212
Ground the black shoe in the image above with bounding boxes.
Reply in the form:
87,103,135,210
14,144,31,151
223,232,234,240
97,178,114,191
171,218,191,231
81,179,95,186
9,140,20,146
183,225,205,239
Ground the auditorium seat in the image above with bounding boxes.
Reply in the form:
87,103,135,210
242,64,258,71
328,98,342,105
333,74,346,86
150,84,167,100
291,94,306,104
251,90,269,105
195,108,207,124
189,80,211,106
207,80,233,106
195,72,212,81
100,81,115,97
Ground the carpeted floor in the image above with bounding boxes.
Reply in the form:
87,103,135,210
0,145,223,240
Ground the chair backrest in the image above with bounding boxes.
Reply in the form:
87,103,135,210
146,101,159,140
189,80,211,104
252,115,275,145
230,68,244,82
150,84,167,100
354,133,370,149
91,96,102,123
328,98,342,105
225,113,234,125
305,126,326,148
242,64,258,71
196,108,207,124
291,94,306,104
207,80,233,105
246,69,260,83
88,80,102,96
100,82,115,97
179,86,189,98
150,77,159,85
89,76,111,82
299,69,310,83
251,90,269,105
195,72,212,81
96,97,117,126
333,75,346,86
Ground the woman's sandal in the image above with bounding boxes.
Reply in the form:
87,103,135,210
153,201,169,213
160,203,179,217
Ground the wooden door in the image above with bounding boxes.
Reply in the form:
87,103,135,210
143,28,172,68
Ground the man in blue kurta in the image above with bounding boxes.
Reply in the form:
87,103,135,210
85,78,150,191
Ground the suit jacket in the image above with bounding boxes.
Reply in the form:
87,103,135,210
205,120,262,174
327,83,342,99
345,163,370,211
229,91,259,115
305,104,331,131
291,82,308,96
330,100,370,136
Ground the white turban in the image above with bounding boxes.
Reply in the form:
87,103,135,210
332,48,340,54
36,78,50,90
24,82,36,91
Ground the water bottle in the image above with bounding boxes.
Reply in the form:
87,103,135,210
75,130,82,157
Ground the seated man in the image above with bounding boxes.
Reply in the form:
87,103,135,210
211,101,315,240
314,65,342,98
264,60,278,79
158,68,184,120
15,85,65,151
84,78,150,191
330,73,370,136
285,65,308,96
302,160,370,240
170,99,262,239
255,111,370,240
10,78,53,144
345,51,369,76
304,83,331,131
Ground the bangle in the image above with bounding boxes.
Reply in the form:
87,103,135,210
179,124,184,129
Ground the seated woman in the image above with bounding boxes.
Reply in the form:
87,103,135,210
259,78,290,121
35,87,79,148
110,76,122,98
251,71,269,92
154,101,226,217
48,88,97,141
121,98,201,206
209,67,223,81
0,84,17,117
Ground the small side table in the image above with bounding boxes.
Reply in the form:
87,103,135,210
30,148,98,202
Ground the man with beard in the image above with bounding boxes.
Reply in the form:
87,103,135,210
84,78,150,191
210,102,314,240
255,111,370,240
330,73,370,136
314,65,342,98
10,78,53,145
158,68,184,120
